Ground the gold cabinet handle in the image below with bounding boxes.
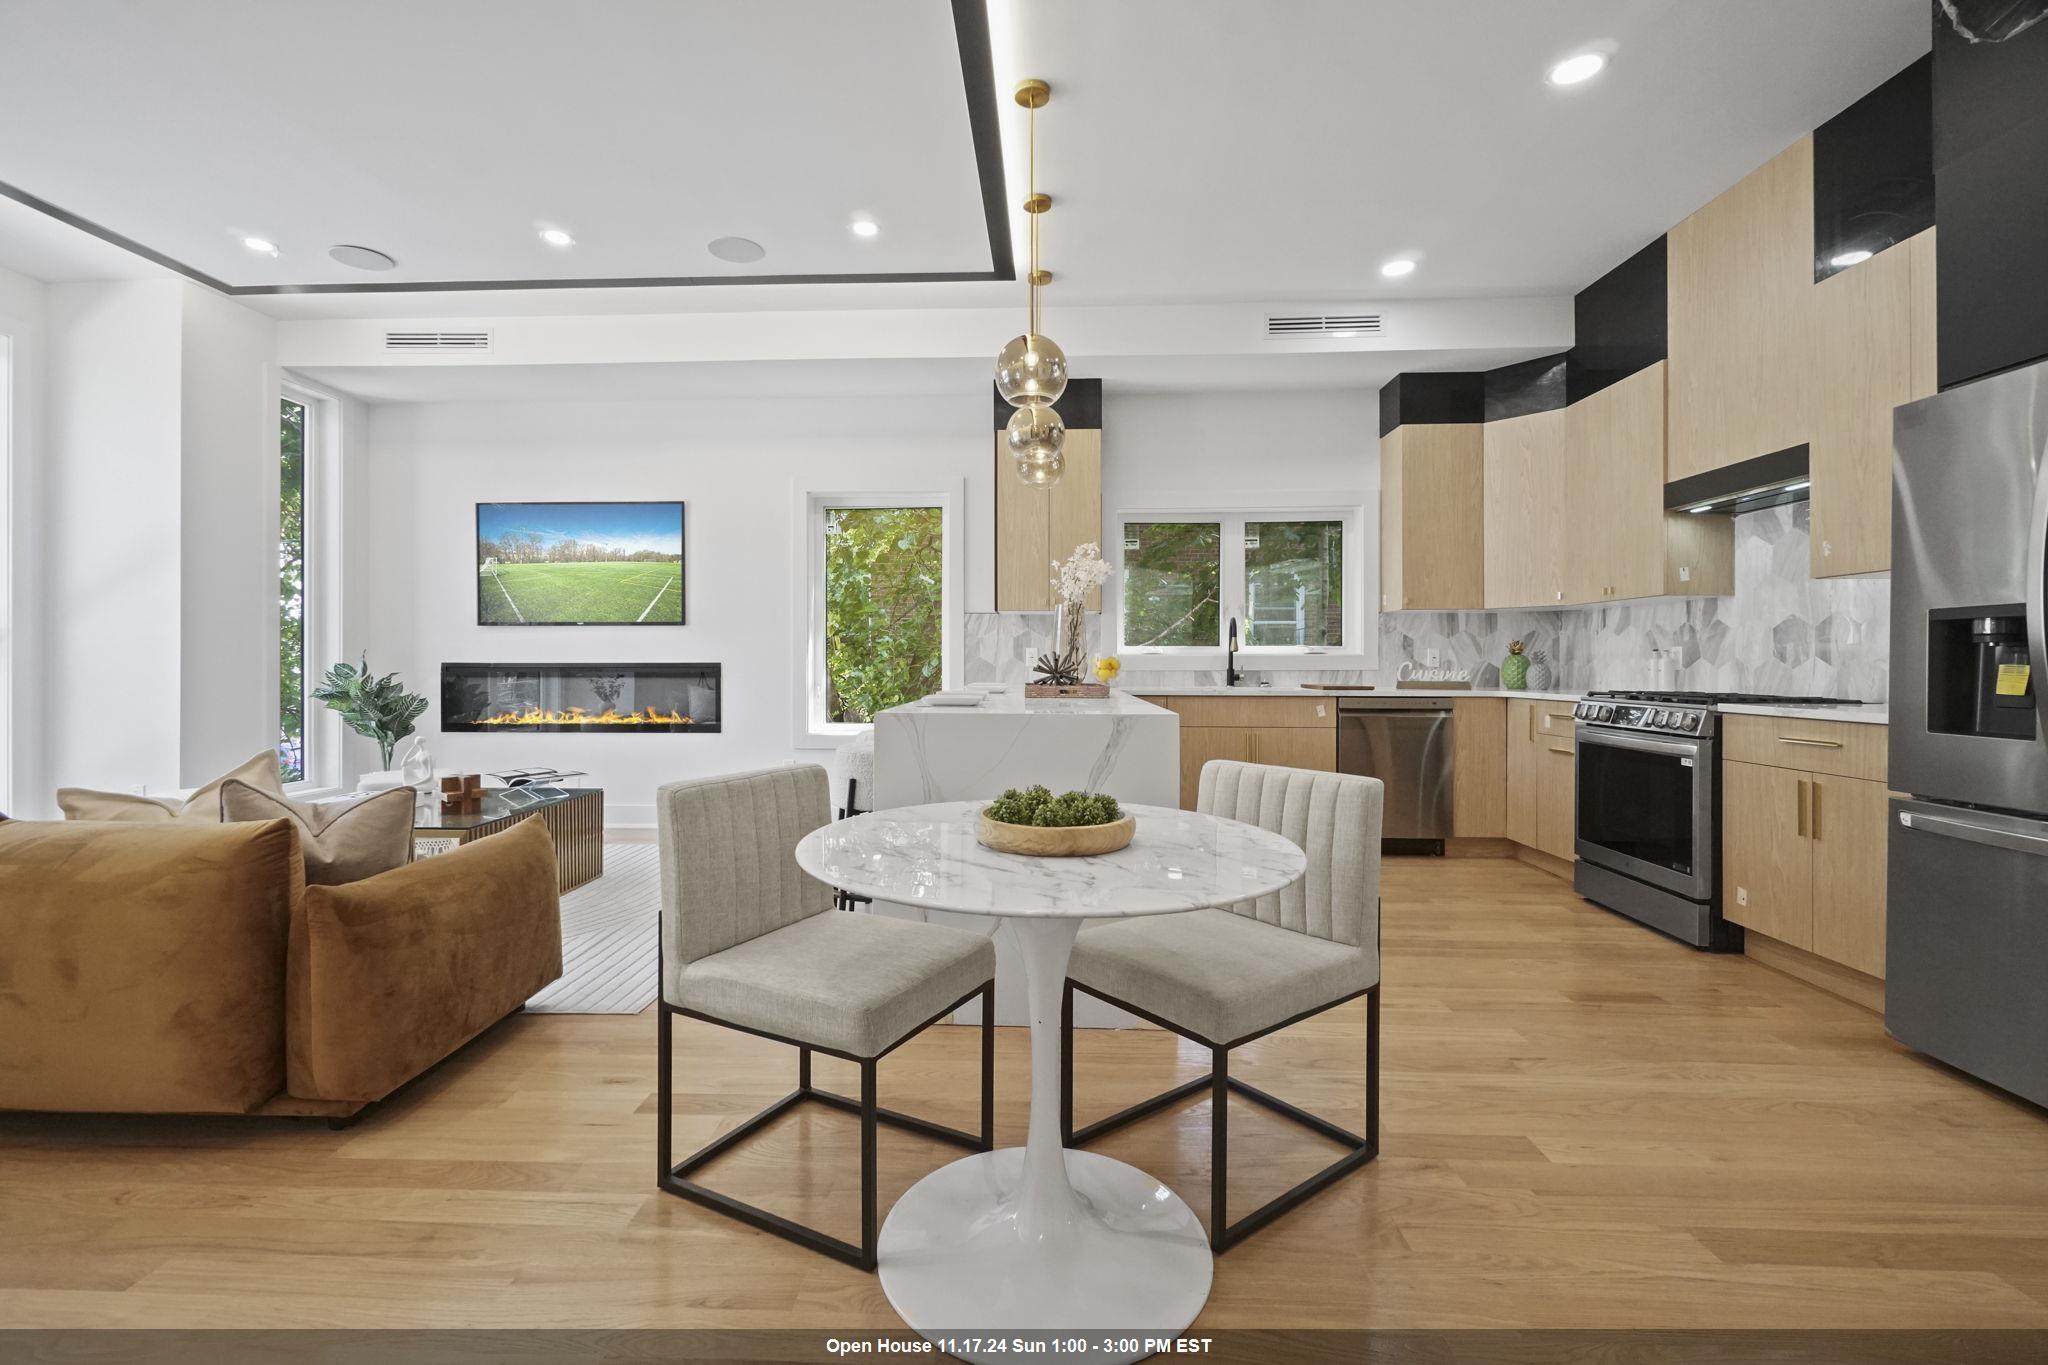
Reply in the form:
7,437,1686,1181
1811,780,1822,840
1796,778,1809,837
1546,742,1573,755
1778,736,1843,749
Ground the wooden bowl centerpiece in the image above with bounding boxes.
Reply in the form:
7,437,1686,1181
977,785,1135,858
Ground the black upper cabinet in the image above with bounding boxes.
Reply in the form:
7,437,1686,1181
1483,353,1568,422
1934,3,2048,388
1813,54,1934,283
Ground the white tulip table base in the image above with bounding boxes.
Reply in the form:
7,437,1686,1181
877,1147,1211,1364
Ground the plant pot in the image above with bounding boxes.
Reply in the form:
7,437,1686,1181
977,811,1136,857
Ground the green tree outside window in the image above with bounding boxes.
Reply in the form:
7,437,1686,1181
824,506,944,723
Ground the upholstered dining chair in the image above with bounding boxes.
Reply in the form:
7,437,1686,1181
656,765,996,1270
1060,760,1382,1251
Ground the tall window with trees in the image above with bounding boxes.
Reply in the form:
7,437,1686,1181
277,396,307,782
822,504,944,722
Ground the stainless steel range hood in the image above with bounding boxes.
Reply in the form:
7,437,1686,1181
1662,443,1811,516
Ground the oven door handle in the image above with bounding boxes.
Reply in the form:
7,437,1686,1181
1574,727,1706,760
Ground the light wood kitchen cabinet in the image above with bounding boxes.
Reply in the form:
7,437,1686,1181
1808,229,1938,578
1506,698,1577,862
1721,717,1889,982
1451,697,1507,838
1380,424,1485,610
995,427,1101,611
1482,408,1568,607
1562,363,1734,603
1667,137,1817,480
1139,695,1337,810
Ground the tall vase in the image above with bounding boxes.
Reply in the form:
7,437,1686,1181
1055,601,1090,680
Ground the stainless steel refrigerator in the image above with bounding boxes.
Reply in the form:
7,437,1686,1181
1889,356,2048,1108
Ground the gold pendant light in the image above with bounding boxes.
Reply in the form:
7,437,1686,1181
997,77,1068,487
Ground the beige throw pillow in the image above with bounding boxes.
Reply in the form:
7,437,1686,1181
218,780,416,886
57,750,283,823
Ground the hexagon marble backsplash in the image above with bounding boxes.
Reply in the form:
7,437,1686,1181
964,505,1889,701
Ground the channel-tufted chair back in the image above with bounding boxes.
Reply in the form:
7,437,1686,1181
657,765,835,973
1196,760,1383,950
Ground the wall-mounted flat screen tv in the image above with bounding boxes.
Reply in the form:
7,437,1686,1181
476,501,685,625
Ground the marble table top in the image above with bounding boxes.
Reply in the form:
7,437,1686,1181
793,801,1307,920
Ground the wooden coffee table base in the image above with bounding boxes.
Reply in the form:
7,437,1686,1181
412,788,605,892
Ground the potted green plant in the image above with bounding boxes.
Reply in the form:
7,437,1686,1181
313,656,430,770
977,784,1135,857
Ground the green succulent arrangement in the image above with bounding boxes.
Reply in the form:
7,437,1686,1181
313,655,429,770
985,785,1123,828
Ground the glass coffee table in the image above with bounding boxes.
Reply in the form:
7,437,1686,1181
411,786,604,892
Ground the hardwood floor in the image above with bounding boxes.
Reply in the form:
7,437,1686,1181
5,857,2048,1330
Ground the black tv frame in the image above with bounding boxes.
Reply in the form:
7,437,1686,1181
475,499,686,627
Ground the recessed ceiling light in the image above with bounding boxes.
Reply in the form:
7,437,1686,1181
1380,258,1417,278
538,228,575,248
1829,249,1873,268
1547,52,1608,86
242,236,278,256
707,236,767,264
329,244,398,271
850,217,880,238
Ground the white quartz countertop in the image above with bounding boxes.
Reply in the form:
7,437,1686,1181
887,690,1171,717
1717,702,1888,725
1127,685,1582,703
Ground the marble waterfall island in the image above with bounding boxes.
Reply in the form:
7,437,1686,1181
871,690,1180,1025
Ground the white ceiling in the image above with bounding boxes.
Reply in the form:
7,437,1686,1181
0,0,1928,319
0,0,995,290
292,347,1544,403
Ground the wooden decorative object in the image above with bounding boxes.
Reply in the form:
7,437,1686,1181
1025,682,1111,698
438,773,486,815
978,811,1136,858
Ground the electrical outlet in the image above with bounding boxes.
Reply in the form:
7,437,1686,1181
129,784,148,796
1678,565,1691,582
1425,648,1440,667
1735,886,1749,907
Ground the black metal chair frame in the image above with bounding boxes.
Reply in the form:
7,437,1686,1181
1060,978,1379,1252
657,980,994,1271
835,778,874,913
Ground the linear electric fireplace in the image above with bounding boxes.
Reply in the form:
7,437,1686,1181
442,662,721,733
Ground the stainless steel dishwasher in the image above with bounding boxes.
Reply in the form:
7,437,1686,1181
1337,697,1454,846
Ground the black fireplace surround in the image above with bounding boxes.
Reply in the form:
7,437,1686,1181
442,662,721,734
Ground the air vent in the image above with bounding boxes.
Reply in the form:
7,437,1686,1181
383,330,491,351
1266,313,1382,338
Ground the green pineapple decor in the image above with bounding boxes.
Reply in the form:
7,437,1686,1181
1501,640,1529,691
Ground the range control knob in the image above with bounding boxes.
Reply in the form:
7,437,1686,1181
1598,704,1614,721
1649,709,1667,727
1682,712,1702,732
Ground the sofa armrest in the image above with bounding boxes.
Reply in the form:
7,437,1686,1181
0,817,300,1114
287,815,564,1102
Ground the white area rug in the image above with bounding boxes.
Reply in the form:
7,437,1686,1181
525,842,660,1014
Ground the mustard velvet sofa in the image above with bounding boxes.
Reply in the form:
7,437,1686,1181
0,813,564,1120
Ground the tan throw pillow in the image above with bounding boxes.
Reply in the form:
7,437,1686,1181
57,750,284,823
219,780,416,886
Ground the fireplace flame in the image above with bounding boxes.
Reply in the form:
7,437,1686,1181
477,706,696,727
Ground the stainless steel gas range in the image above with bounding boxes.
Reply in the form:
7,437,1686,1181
1569,690,1865,951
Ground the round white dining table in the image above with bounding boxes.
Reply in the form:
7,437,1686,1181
792,800,1307,1363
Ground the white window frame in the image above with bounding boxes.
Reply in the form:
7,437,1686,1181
1109,490,1377,674
793,481,963,748
0,330,13,814
280,378,344,795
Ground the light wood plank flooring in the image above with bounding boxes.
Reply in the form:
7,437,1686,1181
4,857,2048,1329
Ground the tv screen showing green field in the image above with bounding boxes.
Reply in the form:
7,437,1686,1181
476,501,684,625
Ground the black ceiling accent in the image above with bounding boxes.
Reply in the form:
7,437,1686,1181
1483,353,1569,421
1566,234,1667,403
1813,54,1934,283
0,0,1016,297
992,378,1101,430
1378,371,1483,437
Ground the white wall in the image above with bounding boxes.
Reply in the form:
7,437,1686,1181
359,393,993,824
31,279,279,809
179,286,279,783
0,262,44,813
1101,389,1380,504
42,280,186,797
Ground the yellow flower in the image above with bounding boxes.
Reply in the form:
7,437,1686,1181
1093,656,1121,682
